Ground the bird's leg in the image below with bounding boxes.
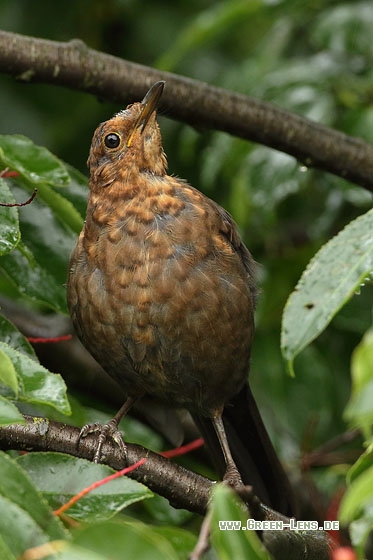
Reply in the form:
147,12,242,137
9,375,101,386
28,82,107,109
79,396,138,463
212,412,243,488
190,414,244,560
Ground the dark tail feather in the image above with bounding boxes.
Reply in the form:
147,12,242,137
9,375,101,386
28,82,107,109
194,384,296,517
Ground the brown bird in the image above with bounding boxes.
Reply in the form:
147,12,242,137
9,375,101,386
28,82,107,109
67,81,294,515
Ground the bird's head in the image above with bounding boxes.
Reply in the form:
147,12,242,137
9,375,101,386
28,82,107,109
88,81,167,188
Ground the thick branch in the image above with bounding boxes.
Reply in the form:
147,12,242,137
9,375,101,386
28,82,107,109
0,30,372,191
0,416,331,560
0,415,210,514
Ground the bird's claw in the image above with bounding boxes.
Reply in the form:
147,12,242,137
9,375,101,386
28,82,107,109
78,419,127,463
223,463,244,489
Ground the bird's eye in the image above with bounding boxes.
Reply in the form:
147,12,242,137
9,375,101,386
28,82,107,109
104,133,121,149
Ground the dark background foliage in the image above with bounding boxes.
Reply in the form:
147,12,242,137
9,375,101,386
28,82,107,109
0,1,372,558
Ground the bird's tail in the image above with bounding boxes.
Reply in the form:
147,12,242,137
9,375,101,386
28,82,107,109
194,383,296,517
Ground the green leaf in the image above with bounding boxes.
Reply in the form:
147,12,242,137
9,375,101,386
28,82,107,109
0,241,68,314
0,536,16,560
142,494,193,526
151,526,197,560
74,519,180,560
0,451,66,557
344,329,373,437
57,162,88,220
46,543,108,560
339,465,373,524
0,134,70,186
281,208,373,374
0,178,20,255
0,342,71,415
350,329,373,395
0,348,18,395
210,484,271,560
0,497,48,558
156,0,262,71
0,172,81,313
17,453,152,522
0,395,24,425
5,177,77,303
346,443,373,485
312,3,373,57
36,182,83,234
0,314,37,359
348,517,373,557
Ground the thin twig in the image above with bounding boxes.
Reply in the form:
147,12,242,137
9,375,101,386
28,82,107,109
0,187,37,207
302,428,361,470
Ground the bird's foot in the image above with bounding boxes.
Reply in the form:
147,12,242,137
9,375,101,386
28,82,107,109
79,419,127,463
223,463,244,489
223,466,258,506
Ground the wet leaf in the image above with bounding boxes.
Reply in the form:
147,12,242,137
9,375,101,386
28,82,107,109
18,453,152,522
0,178,20,255
0,342,71,414
0,134,69,186
0,452,66,557
282,208,373,374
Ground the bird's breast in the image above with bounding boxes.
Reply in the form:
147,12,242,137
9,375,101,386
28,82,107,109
67,179,253,412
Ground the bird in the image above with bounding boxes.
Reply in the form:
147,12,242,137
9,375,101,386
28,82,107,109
67,81,295,516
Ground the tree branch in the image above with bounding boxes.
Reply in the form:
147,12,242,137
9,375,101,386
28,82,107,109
0,415,210,515
0,416,331,560
0,30,372,191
